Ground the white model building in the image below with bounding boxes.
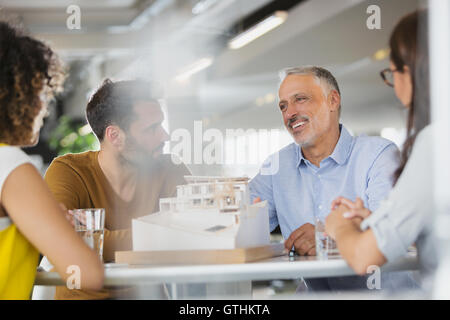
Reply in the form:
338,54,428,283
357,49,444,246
132,176,270,251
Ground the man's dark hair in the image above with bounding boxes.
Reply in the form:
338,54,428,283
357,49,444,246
86,79,163,141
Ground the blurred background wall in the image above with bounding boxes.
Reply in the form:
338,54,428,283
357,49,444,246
0,0,420,176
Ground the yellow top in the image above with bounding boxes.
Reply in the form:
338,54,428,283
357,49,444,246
0,143,39,299
0,222,39,300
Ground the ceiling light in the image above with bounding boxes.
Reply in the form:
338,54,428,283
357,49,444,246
264,93,275,104
192,0,221,15
228,11,288,50
255,97,265,107
175,57,214,82
372,48,390,61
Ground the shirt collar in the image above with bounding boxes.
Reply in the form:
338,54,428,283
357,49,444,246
296,124,354,167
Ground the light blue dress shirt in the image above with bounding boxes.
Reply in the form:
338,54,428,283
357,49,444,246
249,124,399,239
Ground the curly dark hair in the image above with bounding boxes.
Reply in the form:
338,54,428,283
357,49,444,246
86,78,163,141
0,22,65,145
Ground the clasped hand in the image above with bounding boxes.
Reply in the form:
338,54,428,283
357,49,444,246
285,197,371,255
325,197,372,239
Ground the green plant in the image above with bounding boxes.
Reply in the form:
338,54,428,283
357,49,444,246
48,115,99,156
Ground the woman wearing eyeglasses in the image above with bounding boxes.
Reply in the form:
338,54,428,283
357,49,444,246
325,10,437,291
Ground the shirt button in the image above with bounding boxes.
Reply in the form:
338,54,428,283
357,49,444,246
318,205,323,210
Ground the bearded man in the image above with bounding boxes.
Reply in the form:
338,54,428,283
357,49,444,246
45,79,190,298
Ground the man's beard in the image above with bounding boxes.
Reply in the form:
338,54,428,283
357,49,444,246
287,115,314,147
119,138,164,169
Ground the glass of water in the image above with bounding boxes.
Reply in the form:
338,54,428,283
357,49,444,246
73,208,105,260
315,218,339,258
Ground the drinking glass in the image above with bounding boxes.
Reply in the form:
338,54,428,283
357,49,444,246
315,218,339,258
73,208,105,259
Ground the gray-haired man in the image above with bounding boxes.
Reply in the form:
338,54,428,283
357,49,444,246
249,66,418,291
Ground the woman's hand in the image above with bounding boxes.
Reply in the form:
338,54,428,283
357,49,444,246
325,204,353,239
331,197,372,220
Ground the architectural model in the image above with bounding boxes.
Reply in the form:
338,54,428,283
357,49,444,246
132,176,270,251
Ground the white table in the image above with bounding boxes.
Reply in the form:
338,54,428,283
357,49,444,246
35,252,419,287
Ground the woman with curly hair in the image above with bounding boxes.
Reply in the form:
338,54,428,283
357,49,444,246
0,22,103,299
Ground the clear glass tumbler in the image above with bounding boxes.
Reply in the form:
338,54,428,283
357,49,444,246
315,218,339,258
73,208,105,260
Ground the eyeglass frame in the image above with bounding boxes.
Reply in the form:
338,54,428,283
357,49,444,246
380,68,400,87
